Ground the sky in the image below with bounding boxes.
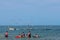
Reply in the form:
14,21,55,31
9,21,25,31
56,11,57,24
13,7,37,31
0,0,60,25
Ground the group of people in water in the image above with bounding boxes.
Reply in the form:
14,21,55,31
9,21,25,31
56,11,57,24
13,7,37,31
5,31,40,38
15,31,31,38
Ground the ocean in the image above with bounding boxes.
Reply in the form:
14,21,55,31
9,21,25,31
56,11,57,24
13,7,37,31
0,25,60,40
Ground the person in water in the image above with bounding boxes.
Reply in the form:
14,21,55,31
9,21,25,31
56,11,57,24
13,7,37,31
27,31,31,38
5,31,8,38
21,32,25,38
34,34,39,38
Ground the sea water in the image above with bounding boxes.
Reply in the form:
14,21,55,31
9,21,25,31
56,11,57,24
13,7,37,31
0,26,60,40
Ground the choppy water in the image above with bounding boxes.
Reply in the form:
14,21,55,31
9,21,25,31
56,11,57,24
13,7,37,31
0,26,60,40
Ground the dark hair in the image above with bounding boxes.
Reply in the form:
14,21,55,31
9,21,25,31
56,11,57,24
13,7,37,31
23,32,24,33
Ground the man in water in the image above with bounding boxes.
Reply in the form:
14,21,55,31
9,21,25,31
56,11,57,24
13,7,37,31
5,31,8,38
27,31,31,38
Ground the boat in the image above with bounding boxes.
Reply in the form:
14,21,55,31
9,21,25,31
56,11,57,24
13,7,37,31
8,27,16,31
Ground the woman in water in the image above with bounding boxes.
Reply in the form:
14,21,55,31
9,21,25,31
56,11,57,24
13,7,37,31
5,31,8,38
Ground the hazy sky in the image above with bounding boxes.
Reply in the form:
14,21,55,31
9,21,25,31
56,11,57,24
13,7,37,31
0,0,60,25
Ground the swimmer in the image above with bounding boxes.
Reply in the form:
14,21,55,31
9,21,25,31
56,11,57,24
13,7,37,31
21,32,25,38
35,34,39,38
33,34,40,38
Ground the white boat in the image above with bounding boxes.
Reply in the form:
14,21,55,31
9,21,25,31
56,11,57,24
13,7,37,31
8,27,19,31
8,27,15,31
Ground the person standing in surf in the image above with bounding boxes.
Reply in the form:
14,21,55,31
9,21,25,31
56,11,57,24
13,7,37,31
27,31,31,38
5,31,8,38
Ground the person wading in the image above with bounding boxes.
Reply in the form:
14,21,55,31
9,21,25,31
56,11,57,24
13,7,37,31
27,31,31,38
5,31,8,38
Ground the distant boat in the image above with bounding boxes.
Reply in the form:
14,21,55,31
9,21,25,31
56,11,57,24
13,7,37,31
8,27,16,31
